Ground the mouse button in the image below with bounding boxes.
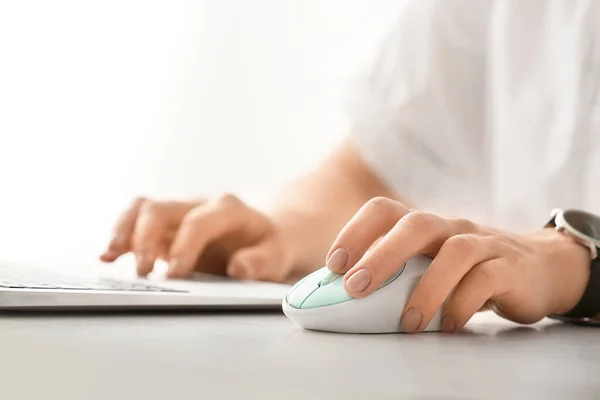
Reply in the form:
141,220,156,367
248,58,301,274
300,273,353,309
317,270,342,287
285,267,331,309
301,263,408,309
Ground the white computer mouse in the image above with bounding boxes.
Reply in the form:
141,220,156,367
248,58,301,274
282,255,442,333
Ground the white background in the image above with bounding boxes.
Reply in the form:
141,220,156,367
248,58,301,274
0,0,405,270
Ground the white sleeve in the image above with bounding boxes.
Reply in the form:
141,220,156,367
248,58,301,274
348,0,492,216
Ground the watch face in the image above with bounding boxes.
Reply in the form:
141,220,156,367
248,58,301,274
562,209,600,244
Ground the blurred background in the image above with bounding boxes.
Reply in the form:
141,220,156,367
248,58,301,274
0,0,406,270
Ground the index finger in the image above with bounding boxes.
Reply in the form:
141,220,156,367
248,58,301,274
326,197,409,274
167,195,248,278
342,211,478,298
100,197,146,262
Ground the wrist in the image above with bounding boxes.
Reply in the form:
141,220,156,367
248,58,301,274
543,228,591,315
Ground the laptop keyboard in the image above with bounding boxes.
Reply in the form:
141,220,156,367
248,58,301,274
0,268,188,293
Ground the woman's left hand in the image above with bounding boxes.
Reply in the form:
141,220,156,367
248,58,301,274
325,197,591,333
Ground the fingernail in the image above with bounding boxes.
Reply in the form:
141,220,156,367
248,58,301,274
401,308,422,333
345,269,371,292
327,248,348,271
442,315,456,333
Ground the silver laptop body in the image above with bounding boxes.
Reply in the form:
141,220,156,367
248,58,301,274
0,261,291,311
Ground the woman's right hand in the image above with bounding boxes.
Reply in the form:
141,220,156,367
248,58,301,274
99,194,292,282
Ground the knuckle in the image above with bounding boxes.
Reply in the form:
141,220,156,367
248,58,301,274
452,218,479,234
444,234,480,257
216,193,242,207
127,196,147,212
132,196,147,206
364,196,400,215
473,261,497,286
183,205,206,225
401,210,436,231
140,200,162,216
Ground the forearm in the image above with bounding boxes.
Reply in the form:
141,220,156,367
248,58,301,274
265,140,395,278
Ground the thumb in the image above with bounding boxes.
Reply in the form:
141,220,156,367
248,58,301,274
227,238,287,283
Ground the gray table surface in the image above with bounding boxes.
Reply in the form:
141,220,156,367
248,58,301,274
0,310,598,400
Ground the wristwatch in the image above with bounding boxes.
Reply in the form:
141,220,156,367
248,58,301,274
546,208,600,324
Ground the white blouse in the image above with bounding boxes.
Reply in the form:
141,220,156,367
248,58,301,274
349,0,600,232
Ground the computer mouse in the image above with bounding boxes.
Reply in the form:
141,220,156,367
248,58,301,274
282,255,442,333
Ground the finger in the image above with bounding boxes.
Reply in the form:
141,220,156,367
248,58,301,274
439,258,503,333
400,235,508,333
227,238,287,283
326,197,409,274
100,197,146,262
131,201,172,275
133,200,203,275
167,195,246,278
342,211,479,298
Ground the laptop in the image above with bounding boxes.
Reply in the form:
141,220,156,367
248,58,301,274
0,259,292,311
